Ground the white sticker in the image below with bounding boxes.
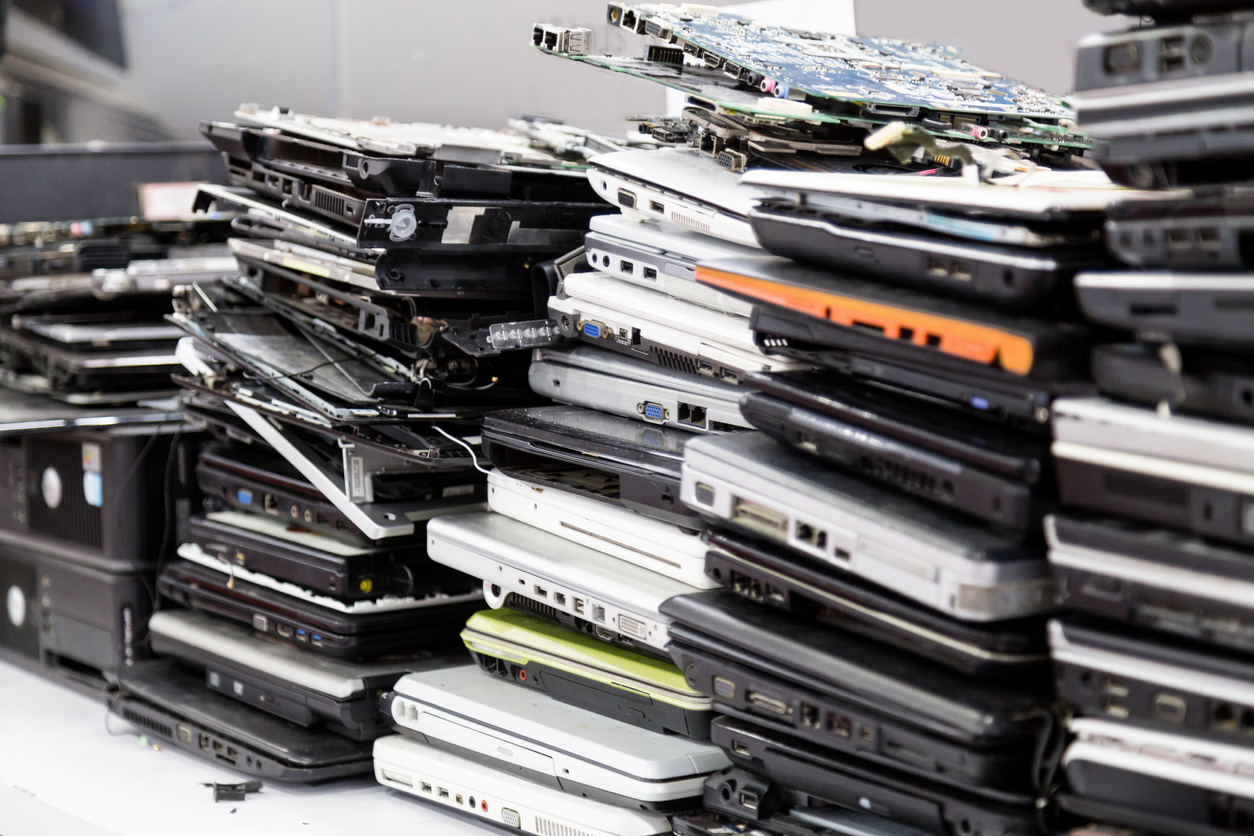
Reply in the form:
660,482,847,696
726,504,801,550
349,456,366,499
81,442,102,474
83,472,104,508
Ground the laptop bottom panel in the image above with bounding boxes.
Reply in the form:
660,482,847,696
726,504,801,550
1058,793,1242,836
468,649,711,740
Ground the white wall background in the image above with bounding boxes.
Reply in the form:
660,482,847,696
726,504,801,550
112,0,1134,141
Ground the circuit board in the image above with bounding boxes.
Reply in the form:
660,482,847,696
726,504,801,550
534,3,1088,150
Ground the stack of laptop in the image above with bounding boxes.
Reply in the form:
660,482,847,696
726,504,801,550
0,216,237,405
110,106,636,783
1046,4,1254,830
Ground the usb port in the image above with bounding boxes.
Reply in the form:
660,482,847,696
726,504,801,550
534,585,548,599
731,739,751,757
649,201,665,214
739,791,760,811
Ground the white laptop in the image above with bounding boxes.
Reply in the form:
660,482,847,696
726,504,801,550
550,272,800,385
374,734,671,836
1053,397,1254,475
681,433,1055,622
487,469,716,589
587,148,772,247
585,213,756,315
528,345,749,435
427,512,696,656
387,665,728,809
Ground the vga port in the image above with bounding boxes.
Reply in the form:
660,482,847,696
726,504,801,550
581,320,609,339
642,402,664,421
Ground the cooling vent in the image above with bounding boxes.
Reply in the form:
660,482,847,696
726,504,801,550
314,190,349,217
121,709,173,739
504,593,563,624
26,439,102,550
653,348,698,375
535,816,594,836
858,455,946,501
669,211,711,235
1103,471,1188,507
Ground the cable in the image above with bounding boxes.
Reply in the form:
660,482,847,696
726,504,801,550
431,425,491,476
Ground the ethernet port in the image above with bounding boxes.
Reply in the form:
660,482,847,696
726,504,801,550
801,703,820,729
263,493,279,515
678,403,708,429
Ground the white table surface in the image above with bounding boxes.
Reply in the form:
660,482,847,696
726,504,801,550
0,659,499,836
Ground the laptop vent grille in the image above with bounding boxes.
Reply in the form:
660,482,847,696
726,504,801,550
858,454,945,502
314,190,349,218
653,348,698,375
669,210,711,235
1103,471,1188,508
121,709,173,740
504,593,564,625
535,816,594,836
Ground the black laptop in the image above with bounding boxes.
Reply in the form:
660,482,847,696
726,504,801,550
706,717,1038,836
481,404,701,527
149,608,459,740
705,530,1049,678
738,386,1048,531
751,306,1094,430
157,559,481,660
662,590,1050,797
114,658,373,782
1092,342,1254,426
1049,513,1254,654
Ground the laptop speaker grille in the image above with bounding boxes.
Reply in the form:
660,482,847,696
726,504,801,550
535,816,594,836
1103,471,1188,508
121,709,173,740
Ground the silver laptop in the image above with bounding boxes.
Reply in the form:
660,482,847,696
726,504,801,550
584,213,755,315
681,432,1054,621
528,345,749,434
587,147,771,247
487,468,715,589
387,665,728,810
